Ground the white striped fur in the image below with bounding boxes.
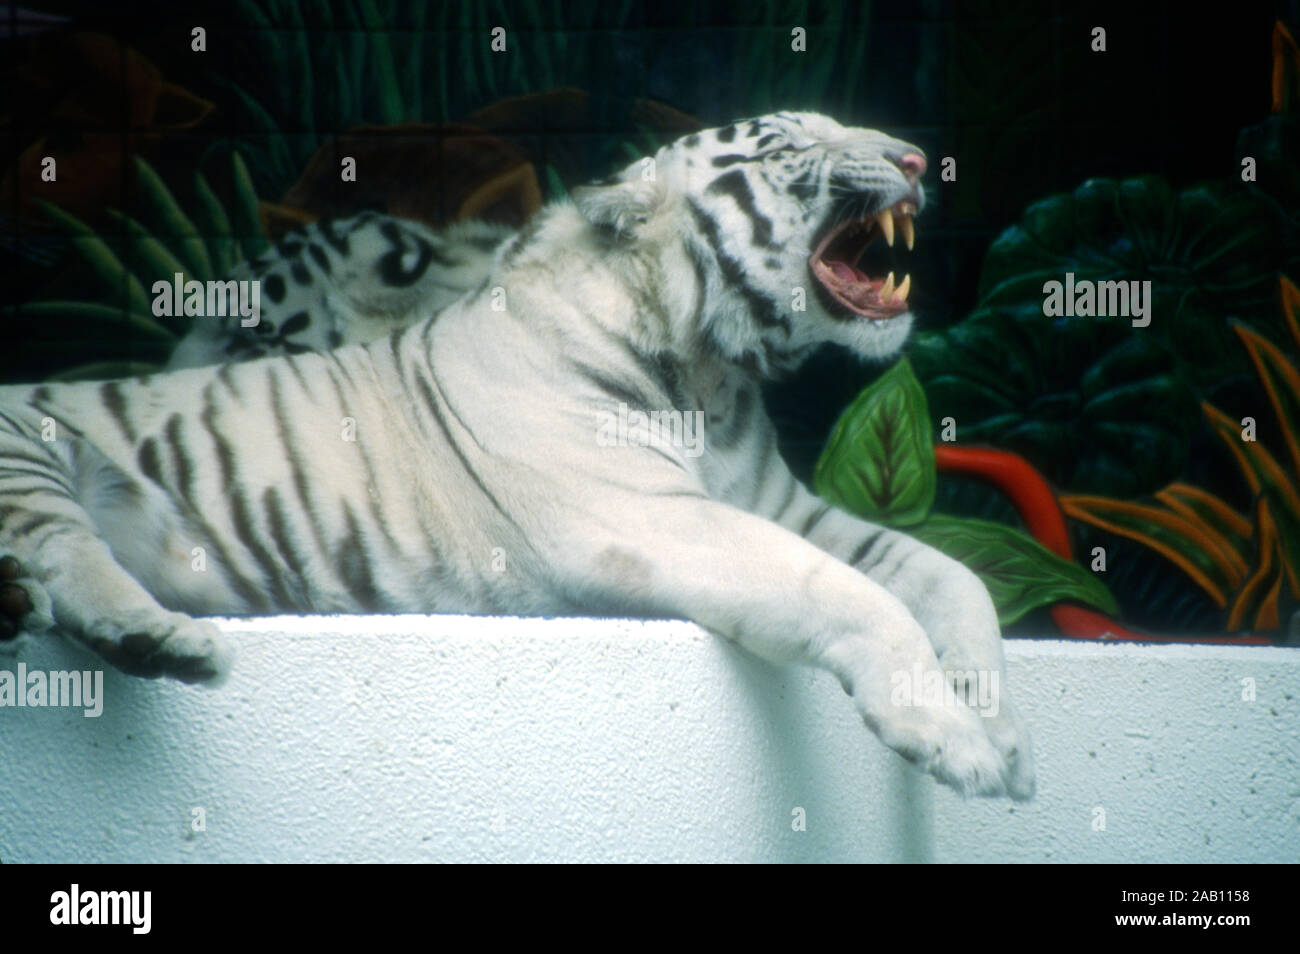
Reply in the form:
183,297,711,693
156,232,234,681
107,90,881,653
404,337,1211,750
0,112,1033,799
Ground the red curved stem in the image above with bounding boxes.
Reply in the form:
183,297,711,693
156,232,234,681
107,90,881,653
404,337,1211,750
932,444,1072,559
933,444,1270,644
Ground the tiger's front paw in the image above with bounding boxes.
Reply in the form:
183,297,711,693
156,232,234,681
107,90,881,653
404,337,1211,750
857,685,1008,798
826,623,1010,798
0,555,55,652
980,695,1036,801
941,648,1036,801
81,610,234,686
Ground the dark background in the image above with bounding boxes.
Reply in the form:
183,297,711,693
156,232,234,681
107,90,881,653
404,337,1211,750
3,0,1281,322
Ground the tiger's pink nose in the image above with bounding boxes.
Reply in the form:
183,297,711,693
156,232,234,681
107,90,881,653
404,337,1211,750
894,152,927,181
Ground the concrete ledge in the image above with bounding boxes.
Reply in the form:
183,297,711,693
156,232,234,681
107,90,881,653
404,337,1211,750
0,616,1297,863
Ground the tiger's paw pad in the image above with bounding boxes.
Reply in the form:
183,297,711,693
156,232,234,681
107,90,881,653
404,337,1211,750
85,613,233,686
0,555,55,652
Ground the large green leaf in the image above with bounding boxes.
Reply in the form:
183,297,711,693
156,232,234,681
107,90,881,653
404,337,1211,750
910,513,1120,626
814,358,935,526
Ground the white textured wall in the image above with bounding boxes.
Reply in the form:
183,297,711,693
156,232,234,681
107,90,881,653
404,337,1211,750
0,616,1297,863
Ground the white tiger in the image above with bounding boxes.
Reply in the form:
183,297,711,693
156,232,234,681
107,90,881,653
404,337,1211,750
0,111,1034,799
165,214,514,369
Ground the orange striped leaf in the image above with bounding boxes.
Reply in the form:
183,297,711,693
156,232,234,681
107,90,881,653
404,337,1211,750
1281,276,1300,352
1059,494,1239,608
1152,483,1251,589
1201,402,1300,519
1228,498,1285,631
1232,320,1300,482
1272,21,1300,113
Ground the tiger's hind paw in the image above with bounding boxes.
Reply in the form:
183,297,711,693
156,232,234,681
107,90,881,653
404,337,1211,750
0,555,55,653
83,611,234,687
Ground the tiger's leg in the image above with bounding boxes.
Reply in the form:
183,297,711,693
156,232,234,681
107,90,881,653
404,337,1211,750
0,437,232,683
0,535,231,683
763,468,1036,799
557,495,1009,798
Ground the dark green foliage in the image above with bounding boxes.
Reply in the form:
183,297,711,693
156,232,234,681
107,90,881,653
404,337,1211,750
3,154,267,382
908,176,1293,499
205,0,878,197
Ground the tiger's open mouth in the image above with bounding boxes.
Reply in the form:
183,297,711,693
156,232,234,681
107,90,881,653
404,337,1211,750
810,196,918,321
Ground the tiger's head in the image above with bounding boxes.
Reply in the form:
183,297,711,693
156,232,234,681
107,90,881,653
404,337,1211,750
572,111,926,378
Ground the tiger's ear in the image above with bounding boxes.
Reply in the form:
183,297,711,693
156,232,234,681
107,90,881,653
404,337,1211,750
571,179,660,240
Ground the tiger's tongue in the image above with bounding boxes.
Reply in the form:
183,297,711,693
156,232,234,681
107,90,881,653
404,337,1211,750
827,261,863,282
823,259,882,309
